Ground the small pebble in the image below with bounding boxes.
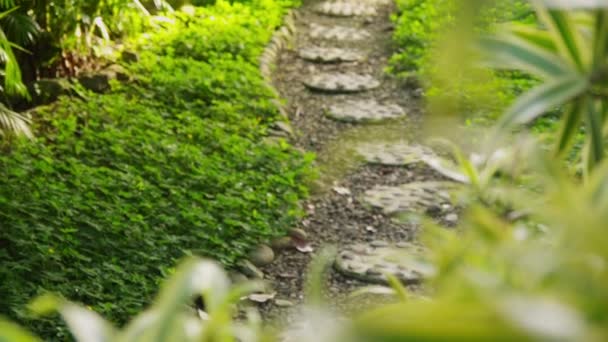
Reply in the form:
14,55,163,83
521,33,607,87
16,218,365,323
445,213,459,223
288,228,308,240
249,244,275,267
370,240,389,248
275,299,294,307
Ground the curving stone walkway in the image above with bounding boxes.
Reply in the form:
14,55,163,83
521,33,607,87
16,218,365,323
254,0,460,326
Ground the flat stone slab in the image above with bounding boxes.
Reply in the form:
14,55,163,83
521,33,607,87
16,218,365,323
304,73,380,93
334,242,433,285
309,23,371,41
327,100,405,123
356,141,469,181
315,1,377,17
356,142,437,166
362,181,453,215
298,47,364,63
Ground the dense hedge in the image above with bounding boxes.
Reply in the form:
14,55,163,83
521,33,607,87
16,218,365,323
0,0,311,339
389,0,537,119
387,0,454,76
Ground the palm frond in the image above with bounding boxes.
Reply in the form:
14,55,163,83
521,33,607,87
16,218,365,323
499,74,588,128
585,99,605,173
0,23,27,97
1,11,41,46
534,3,591,71
0,102,32,138
555,96,585,157
479,33,572,78
0,0,16,9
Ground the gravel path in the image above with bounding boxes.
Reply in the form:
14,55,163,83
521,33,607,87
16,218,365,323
251,0,459,326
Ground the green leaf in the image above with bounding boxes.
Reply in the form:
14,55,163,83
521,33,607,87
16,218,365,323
30,294,116,342
120,258,229,342
0,23,27,98
386,274,410,302
0,6,20,20
0,102,32,138
585,100,604,172
593,10,608,69
588,161,608,208
305,247,336,306
534,4,589,71
59,304,116,342
499,74,588,128
543,0,608,9
0,319,41,342
555,96,585,157
508,24,558,53
356,301,531,341
479,33,571,78
28,294,62,316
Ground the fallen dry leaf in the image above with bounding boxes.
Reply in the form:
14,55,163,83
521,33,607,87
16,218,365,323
365,226,377,233
245,292,277,303
333,186,351,196
295,242,314,253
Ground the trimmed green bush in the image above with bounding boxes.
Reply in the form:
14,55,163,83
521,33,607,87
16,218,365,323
0,0,311,340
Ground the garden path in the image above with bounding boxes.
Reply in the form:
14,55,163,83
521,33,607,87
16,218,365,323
255,0,459,325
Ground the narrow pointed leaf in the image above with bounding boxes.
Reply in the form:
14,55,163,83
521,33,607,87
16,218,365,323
480,34,571,78
499,75,587,128
543,0,608,9
386,274,410,302
534,4,589,71
601,101,608,134
120,258,230,342
585,100,604,171
593,10,608,68
588,161,608,207
0,6,20,20
155,259,229,341
60,303,116,342
555,97,585,156
508,24,558,53
0,319,41,342
30,294,116,342
0,103,32,138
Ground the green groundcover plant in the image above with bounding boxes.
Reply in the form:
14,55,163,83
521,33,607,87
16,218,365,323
0,0,311,339
2,148,608,341
389,0,537,120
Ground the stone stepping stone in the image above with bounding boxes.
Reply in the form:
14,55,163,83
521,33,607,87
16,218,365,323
298,47,364,63
362,181,453,216
304,73,380,93
326,100,404,123
315,1,377,17
356,142,437,166
334,241,433,285
356,142,469,182
309,23,371,41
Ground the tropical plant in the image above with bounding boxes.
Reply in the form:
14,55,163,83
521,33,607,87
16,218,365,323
1,258,268,342
0,6,34,137
352,147,608,341
481,0,608,176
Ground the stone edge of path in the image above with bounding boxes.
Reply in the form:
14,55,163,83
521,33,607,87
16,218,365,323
260,9,298,138
235,8,300,277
